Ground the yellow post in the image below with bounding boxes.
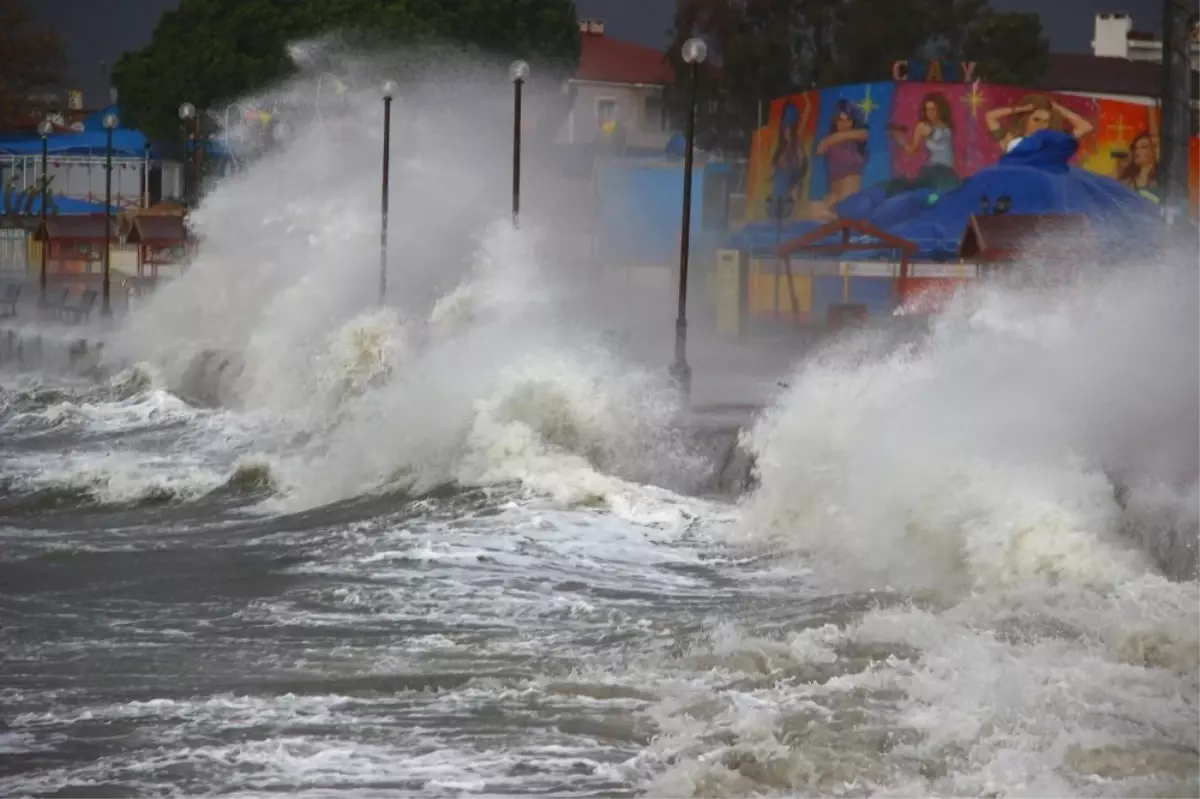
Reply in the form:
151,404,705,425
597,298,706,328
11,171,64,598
841,260,851,302
27,237,43,282
715,249,741,337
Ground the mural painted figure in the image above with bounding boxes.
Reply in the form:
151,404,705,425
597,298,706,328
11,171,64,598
746,80,1199,225
1114,116,1161,203
888,91,960,193
767,97,812,218
808,98,870,221
984,93,1095,153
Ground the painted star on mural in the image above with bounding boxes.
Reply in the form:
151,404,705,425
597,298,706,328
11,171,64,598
1108,114,1131,143
856,86,879,118
961,82,987,118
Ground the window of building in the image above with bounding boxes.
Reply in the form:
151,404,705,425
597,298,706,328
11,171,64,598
642,94,667,132
596,98,618,123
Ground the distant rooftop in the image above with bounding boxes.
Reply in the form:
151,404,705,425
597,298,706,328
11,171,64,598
1038,52,1199,100
574,19,673,86
1092,11,1199,66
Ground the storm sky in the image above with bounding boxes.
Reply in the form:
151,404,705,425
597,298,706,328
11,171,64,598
32,0,1166,107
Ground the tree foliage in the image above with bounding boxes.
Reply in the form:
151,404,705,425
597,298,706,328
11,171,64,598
947,8,1050,88
113,0,581,143
0,0,67,128
666,0,1050,155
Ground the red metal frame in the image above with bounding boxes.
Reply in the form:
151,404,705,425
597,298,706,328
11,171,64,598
125,216,191,278
31,215,117,280
776,219,920,312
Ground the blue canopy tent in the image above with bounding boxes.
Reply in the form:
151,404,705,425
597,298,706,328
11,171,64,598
4,194,118,215
0,128,150,158
731,130,1162,261
0,106,157,157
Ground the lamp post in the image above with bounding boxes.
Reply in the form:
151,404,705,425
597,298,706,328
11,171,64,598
670,36,707,397
178,102,196,212
509,60,529,226
101,112,119,317
765,194,794,322
379,80,397,305
37,118,53,300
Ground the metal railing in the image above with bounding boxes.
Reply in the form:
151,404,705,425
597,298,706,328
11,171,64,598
0,154,184,207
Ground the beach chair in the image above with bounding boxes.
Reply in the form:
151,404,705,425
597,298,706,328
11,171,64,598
60,290,98,325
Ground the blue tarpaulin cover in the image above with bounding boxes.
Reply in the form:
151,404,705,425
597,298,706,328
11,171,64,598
731,130,1162,260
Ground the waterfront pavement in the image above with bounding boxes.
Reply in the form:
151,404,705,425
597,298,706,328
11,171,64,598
612,318,812,430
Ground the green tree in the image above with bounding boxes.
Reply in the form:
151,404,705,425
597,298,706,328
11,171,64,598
664,0,804,156
942,9,1050,87
0,0,67,128
113,0,580,143
665,0,1049,155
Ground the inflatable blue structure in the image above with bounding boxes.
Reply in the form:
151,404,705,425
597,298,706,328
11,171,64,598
731,130,1163,261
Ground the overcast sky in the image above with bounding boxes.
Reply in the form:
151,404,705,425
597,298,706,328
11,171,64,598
33,0,1166,106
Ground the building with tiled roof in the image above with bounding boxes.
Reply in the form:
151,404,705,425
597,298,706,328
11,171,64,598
559,19,676,153
1037,13,1199,131
1037,52,1198,107
1092,11,1198,68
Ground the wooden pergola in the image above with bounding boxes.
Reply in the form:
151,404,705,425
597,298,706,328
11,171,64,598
30,216,119,284
776,218,920,328
125,215,191,279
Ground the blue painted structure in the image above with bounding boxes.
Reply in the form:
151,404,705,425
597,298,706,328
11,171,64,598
599,159,731,265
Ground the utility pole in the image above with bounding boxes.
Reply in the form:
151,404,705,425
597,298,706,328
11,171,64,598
1158,0,1195,226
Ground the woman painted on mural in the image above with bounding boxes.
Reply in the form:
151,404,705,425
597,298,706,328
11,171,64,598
889,91,960,193
1117,131,1161,202
1115,110,1161,203
768,99,811,217
984,93,1095,153
806,98,869,221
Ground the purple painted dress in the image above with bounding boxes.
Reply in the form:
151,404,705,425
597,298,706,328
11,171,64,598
827,140,866,182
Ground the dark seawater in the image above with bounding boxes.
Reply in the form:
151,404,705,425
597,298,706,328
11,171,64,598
1,373,1196,799
0,374,760,797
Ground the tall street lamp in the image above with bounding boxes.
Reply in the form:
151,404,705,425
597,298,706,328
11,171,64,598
670,36,707,397
379,80,397,305
509,60,529,227
37,118,53,299
102,112,119,317
179,102,196,212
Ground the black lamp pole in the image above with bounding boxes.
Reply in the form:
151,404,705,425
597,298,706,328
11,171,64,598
670,38,707,396
102,113,117,317
379,81,396,305
181,126,189,211
1159,0,1195,227
37,119,52,299
178,102,196,213
510,60,529,226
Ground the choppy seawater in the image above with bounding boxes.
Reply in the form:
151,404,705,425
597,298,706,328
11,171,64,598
3,53,1198,796
1,350,1196,799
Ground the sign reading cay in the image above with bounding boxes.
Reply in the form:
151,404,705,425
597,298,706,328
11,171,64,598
891,60,978,83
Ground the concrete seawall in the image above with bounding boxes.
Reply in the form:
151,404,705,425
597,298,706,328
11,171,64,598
0,325,108,377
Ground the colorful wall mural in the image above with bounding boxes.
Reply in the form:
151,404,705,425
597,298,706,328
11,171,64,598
747,81,1199,224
